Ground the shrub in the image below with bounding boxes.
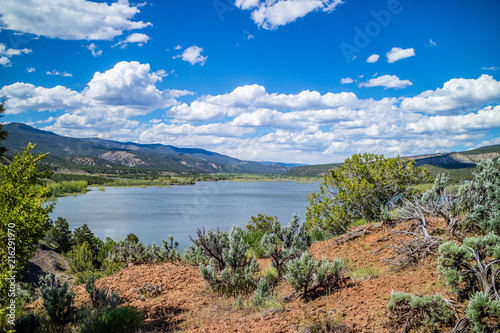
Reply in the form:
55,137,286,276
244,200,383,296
316,258,348,292
13,312,42,333
252,278,271,306
89,306,142,333
306,153,429,234
198,226,259,295
261,215,311,280
134,282,162,300
41,275,75,327
466,291,500,333
46,217,72,252
68,241,95,274
85,275,120,311
183,244,206,266
437,233,500,295
190,227,229,272
285,252,318,299
246,214,278,234
386,291,453,332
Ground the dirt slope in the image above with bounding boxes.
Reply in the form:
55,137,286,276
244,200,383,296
72,218,453,332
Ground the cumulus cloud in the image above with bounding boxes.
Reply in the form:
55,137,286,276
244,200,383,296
0,0,151,40
27,67,36,72
87,43,102,57
0,43,32,66
340,77,353,84
359,75,413,89
236,0,343,30
401,75,500,115
0,61,192,139
366,54,379,63
174,45,182,50
386,47,415,63
173,45,207,65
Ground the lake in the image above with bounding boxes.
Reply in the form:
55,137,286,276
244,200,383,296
49,180,320,250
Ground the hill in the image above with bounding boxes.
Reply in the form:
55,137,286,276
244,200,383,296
60,218,452,332
2,123,288,175
285,145,500,179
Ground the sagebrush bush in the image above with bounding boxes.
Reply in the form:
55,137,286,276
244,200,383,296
261,214,311,280
41,276,75,327
386,291,453,332
198,226,259,295
85,275,120,311
252,278,271,306
85,306,142,333
285,252,318,299
466,291,500,333
438,233,500,295
316,258,348,292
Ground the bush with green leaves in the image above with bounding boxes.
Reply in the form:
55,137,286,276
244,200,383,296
466,291,500,333
246,214,278,234
306,153,429,234
44,217,72,252
316,258,348,293
0,144,53,298
80,306,142,333
458,160,500,235
72,224,103,261
197,226,259,295
261,214,311,280
13,312,43,333
85,275,120,311
285,252,318,299
41,274,75,327
109,235,180,265
437,233,500,295
386,291,453,332
252,278,272,306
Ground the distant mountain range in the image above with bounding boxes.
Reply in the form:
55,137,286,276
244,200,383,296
284,145,500,177
2,123,288,175
3,123,499,177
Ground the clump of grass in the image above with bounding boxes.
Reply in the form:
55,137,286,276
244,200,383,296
298,308,352,333
350,264,381,280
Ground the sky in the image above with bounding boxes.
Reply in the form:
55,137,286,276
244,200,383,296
0,0,499,164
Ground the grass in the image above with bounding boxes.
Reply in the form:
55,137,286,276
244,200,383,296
350,264,382,280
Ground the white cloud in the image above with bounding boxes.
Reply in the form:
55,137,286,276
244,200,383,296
366,54,379,63
27,67,35,72
0,43,32,66
46,70,73,77
236,0,343,30
174,45,182,50
428,39,437,47
482,66,499,71
0,0,151,40
359,75,413,89
340,77,353,84
173,45,207,65
386,47,415,63
113,33,151,48
401,75,500,115
87,43,102,57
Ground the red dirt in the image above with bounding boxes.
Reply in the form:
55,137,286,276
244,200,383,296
72,217,455,332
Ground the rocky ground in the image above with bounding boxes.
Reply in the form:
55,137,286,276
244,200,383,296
61,217,456,332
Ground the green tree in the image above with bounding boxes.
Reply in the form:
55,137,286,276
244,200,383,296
0,144,52,298
73,223,103,263
0,99,8,157
306,153,429,234
45,217,72,252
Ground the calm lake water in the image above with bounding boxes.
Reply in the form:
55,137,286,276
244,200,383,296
49,181,319,250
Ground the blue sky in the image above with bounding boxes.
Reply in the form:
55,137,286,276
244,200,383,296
0,0,499,164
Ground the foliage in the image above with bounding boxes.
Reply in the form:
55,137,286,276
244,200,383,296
386,291,453,332
45,180,88,197
466,291,500,333
198,226,259,295
285,252,318,299
125,233,139,244
13,312,43,333
109,235,180,265
183,244,206,266
0,99,7,157
41,275,75,327
85,275,120,311
190,227,229,272
458,160,500,235
134,282,162,299
306,153,429,234
437,233,500,295
246,214,278,234
316,258,348,292
242,230,267,259
261,214,311,280
298,308,352,333
0,144,53,298
252,278,271,306
44,217,72,252
72,224,102,260
84,306,142,333
68,241,95,274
